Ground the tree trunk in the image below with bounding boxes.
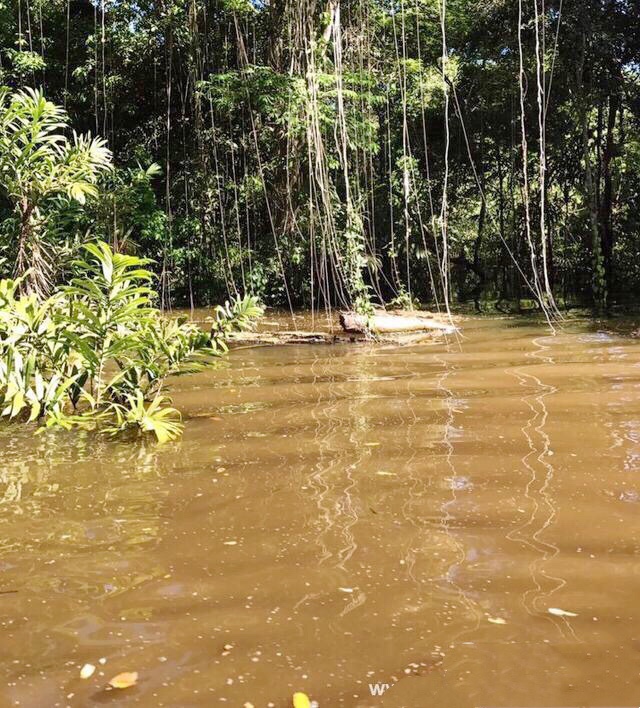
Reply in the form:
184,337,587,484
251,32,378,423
577,29,605,309
600,89,619,294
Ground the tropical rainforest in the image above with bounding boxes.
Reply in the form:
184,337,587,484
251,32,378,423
1,0,639,317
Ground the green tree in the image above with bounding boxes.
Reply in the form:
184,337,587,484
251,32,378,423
0,87,112,297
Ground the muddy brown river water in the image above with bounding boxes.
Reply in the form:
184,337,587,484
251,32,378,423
1,315,640,707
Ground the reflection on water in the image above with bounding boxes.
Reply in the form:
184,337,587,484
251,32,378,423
1,316,640,706
507,336,565,624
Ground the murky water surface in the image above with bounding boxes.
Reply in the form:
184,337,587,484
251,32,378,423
1,315,640,707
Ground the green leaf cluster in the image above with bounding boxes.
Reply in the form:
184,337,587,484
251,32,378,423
0,241,262,442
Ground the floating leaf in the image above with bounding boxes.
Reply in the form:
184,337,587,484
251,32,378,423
548,607,578,617
108,671,138,689
293,692,311,708
80,663,95,679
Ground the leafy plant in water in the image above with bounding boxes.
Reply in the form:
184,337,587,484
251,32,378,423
0,241,262,442
0,277,75,422
210,295,265,348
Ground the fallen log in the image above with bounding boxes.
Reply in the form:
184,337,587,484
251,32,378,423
339,310,457,335
221,309,458,348
226,328,448,347
227,331,339,345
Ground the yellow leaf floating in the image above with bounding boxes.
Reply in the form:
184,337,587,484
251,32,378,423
293,692,311,708
108,671,139,689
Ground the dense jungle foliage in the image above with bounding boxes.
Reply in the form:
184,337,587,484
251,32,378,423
0,0,639,315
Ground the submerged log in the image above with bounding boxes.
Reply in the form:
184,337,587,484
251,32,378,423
227,331,340,346
339,310,457,335
227,327,449,347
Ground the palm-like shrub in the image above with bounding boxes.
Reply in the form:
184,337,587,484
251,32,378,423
0,87,112,296
0,241,262,442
